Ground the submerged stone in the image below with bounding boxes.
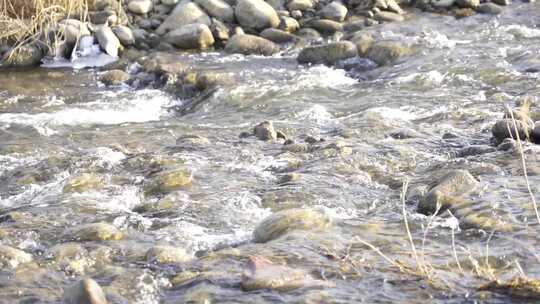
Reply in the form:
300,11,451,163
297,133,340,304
418,170,479,214
366,41,411,66
63,278,108,304
99,70,130,86
0,245,33,268
146,245,191,264
63,173,104,193
252,208,331,243
241,256,334,291
145,167,193,194
70,223,124,242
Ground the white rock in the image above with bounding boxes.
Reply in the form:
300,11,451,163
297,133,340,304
128,0,153,14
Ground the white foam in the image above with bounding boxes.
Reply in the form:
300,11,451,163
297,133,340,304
0,90,175,136
297,65,357,88
502,24,540,39
393,70,446,86
295,104,335,125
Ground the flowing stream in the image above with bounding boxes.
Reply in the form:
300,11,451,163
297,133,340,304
1,4,540,303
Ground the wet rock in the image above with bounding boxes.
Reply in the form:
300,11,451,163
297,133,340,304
113,26,135,46
63,278,107,304
210,18,231,43
386,0,404,14
456,0,479,8
0,245,33,268
479,276,540,299
145,167,193,194
162,0,179,5
277,173,301,184
418,170,479,215
350,32,373,56
453,7,476,18
195,0,235,22
287,0,314,10
128,0,153,14
305,19,343,34
374,11,404,22
70,223,124,242
297,28,322,40
492,0,511,5
241,256,334,291
63,173,105,193
95,25,121,57
253,208,331,243
253,121,278,140
298,41,357,65
279,16,300,32
477,2,503,14
235,0,280,31
432,0,456,8
320,1,348,22
225,34,279,55
260,28,298,43
165,23,215,49
176,134,211,146
1,45,43,67
492,119,531,143
146,245,191,263
58,19,91,45
366,41,410,66
156,2,211,35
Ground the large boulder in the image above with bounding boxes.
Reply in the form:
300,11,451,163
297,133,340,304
366,41,410,66
156,2,211,35
165,23,215,49
253,121,278,140
235,0,280,31
195,0,235,23
63,278,107,304
252,208,331,243
297,41,357,65
225,34,279,55
319,1,348,22
95,25,121,57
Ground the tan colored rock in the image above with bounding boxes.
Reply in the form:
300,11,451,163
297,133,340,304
253,208,331,243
